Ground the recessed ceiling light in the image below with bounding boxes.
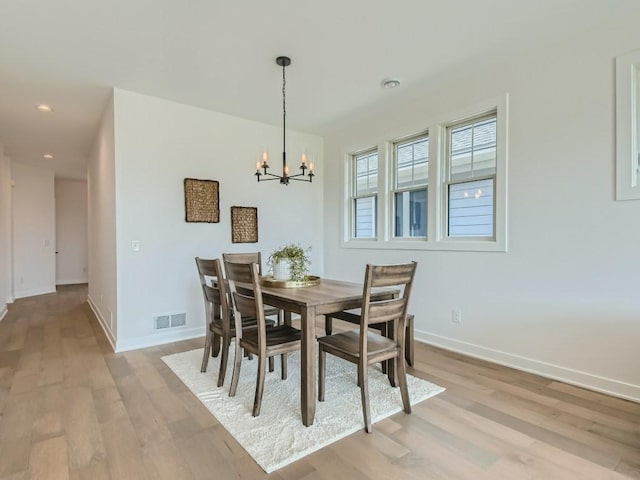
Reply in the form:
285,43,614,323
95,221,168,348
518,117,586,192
382,78,401,89
43,154,54,159
35,104,54,112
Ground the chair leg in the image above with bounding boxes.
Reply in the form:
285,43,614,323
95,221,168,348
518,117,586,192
359,361,371,433
277,309,283,326
396,351,411,415
405,315,414,366
217,336,230,387
212,333,221,357
318,347,326,401
380,323,388,374
281,353,288,380
268,356,274,372
200,328,212,373
229,341,243,397
253,354,267,417
324,316,333,336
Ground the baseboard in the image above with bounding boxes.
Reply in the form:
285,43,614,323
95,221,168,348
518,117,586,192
115,327,203,353
14,287,56,299
0,304,7,322
5,296,14,304
56,278,89,286
416,330,640,403
87,295,116,351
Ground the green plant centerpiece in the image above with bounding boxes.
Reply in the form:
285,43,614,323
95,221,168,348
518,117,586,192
267,243,311,282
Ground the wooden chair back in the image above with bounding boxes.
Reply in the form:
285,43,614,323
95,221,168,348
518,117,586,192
361,262,417,342
222,252,264,275
224,260,266,343
194,257,230,330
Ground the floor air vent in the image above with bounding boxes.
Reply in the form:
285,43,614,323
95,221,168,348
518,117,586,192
154,313,186,330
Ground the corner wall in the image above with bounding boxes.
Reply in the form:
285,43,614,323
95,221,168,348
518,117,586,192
112,89,324,351
87,96,117,348
322,19,640,401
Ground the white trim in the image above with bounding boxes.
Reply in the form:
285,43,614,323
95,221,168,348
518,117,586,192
0,304,7,322
87,295,116,351
6,296,14,304
14,287,56,299
115,327,203,353
56,278,88,286
416,329,640,403
616,49,640,201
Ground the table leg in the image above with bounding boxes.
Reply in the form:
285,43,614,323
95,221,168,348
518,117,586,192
300,306,316,426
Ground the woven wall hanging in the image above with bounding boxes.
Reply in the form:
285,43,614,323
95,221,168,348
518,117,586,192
184,178,219,223
231,206,258,243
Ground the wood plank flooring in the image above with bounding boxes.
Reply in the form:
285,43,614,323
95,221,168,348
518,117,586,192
0,284,638,479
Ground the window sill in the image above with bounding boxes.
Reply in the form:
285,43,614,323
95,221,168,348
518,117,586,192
341,237,507,252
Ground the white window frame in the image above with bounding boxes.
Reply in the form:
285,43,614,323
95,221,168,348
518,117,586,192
342,94,508,252
348,148,380,241
391,132,429,241
616,49,640,201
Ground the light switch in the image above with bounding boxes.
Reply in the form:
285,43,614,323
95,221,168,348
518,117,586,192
131,240,141,252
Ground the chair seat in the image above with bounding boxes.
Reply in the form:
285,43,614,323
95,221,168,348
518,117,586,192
210,316,274,333
241,324,301,348
318,330,398,358
263,305,280,317
324,310,415,366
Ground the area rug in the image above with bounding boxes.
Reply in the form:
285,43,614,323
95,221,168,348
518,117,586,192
162,347,444,473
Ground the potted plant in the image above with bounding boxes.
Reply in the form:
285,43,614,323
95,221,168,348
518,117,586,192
268,243,311,281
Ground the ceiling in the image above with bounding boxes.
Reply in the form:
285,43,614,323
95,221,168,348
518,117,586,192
2,0,639,180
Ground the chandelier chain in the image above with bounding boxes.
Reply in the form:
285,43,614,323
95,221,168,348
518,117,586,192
282,62,286,157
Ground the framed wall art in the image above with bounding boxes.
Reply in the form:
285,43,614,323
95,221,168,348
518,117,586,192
184,178,219,223
231,206,258,243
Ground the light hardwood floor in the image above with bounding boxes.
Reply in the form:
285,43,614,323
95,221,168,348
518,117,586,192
0,284,638,479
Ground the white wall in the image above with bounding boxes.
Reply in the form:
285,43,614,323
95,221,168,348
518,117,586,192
88,96,118,347
323,19,640,401
55,179,88,285
11,162,56,298
112,89,324,350
0,145,12,319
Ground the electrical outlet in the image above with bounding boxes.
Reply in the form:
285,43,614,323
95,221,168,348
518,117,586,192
452,309,462,324
131,240,141,252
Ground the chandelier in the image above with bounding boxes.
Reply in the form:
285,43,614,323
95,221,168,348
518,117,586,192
255,56,314,184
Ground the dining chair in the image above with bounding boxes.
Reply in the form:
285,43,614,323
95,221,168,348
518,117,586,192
323,311,415,366
225,259,301,417
222,252,282,323
195,257,275,386
317,261,417,433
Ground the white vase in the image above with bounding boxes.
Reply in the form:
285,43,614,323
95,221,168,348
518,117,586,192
272,259,291,280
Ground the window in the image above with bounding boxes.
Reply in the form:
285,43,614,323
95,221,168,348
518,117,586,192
393,134,428,238
351,149,378,238
343,94,507,251
446,114,496,238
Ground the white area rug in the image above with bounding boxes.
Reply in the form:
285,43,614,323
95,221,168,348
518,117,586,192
162,347,444,473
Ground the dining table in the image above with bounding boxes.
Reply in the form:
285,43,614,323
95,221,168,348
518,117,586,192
258,277,398,427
